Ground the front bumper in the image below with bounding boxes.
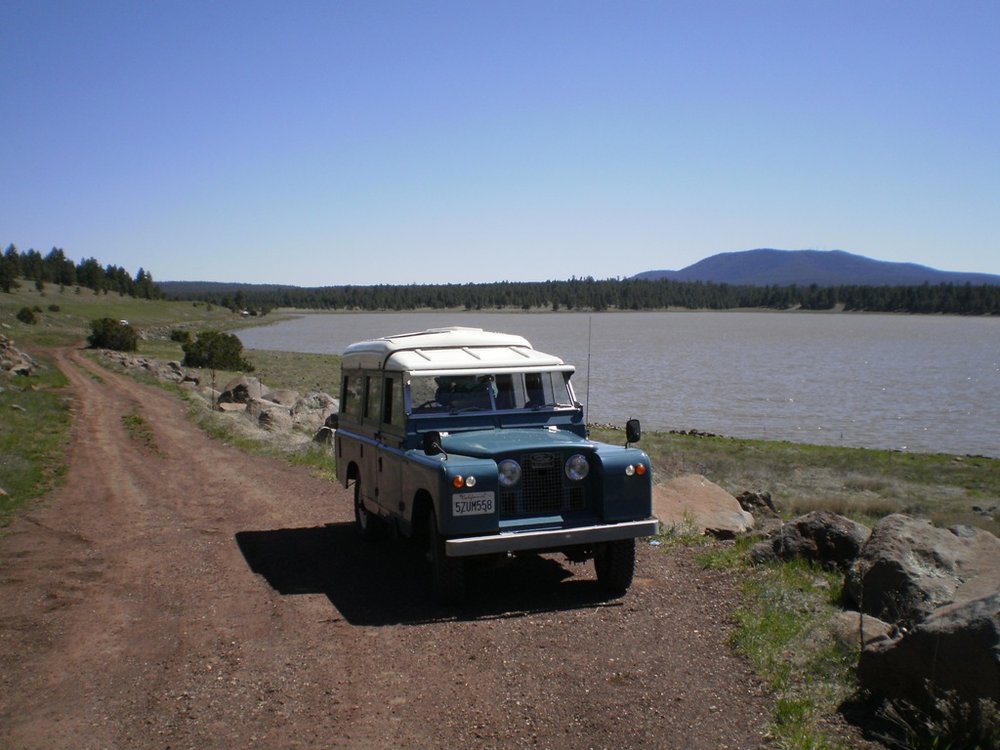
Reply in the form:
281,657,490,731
444,518,660,557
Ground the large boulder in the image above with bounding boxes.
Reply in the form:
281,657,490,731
653,474,754,538
844,514,1000,627
858,591,1000,713
292,392,339,431
246,398,293,432
219,376,268,404
750,511,870,571
264,389,300,407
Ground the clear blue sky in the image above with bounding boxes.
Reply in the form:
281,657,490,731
2,1,998,286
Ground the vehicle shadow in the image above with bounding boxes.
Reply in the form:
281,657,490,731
235,523,624,626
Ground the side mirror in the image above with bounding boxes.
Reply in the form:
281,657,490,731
423,431,443,456
625,418,641,445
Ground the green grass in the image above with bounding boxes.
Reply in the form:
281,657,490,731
589,426,1000,534
0,280,259,347
0,355,73,526
121,412,158,452
690,540,860,749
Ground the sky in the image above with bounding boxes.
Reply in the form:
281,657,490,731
2,1,998,286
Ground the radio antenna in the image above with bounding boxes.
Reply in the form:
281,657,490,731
585,315,593,429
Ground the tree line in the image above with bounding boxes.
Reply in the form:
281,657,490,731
169,276,1000,315
1,245,161,299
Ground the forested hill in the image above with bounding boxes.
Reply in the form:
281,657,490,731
634,249,1000,287
158,277,1000,316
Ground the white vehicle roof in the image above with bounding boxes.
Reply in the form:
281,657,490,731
342,327,571,373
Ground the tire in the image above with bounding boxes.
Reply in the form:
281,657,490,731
353,479,381,540
427,512,465,603
594,538,636,594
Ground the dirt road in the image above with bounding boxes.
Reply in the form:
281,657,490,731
1,347,771,749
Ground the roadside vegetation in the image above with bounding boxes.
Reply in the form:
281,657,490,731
0,356,72,526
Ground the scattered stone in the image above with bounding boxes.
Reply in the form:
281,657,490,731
313,426,335,444
653,474,754,538
826,610,894,652
750,511,870,571
1,334,40,377
736,489,777,515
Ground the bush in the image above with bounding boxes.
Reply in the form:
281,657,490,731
182,330,253,372
16,306,37,324
47,304,60,312
88,317,138,352
169,329,192,344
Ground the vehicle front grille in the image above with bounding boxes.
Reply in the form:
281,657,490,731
499,452,589,518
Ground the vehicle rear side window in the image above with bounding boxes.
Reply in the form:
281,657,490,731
341,374,363,420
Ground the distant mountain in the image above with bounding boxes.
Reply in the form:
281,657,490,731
633,249,1000,287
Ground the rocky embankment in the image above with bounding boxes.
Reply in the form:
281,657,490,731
98,350,339,446
654,475,1000,731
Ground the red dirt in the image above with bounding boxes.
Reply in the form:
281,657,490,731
1,346,775,749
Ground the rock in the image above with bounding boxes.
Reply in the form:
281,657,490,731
736,490,778,516
258,407,293,432
217,401,247,413
826,610,894,652
313,426,335,444
858,591,1000,713
750,511,870,571
844,514,1000,627
653,474,754,538
219,376,268,404
265,389,300,407
0,334,40,377
293,392,338,430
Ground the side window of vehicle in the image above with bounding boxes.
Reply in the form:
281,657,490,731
382,375,404,428
363,374,381,422
341,374,363,420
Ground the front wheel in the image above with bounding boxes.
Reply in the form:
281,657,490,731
594,539,636,594
427,512,465,603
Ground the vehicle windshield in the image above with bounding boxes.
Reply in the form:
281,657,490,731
409,371,574,414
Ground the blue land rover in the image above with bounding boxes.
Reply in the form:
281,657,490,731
335,327,657,601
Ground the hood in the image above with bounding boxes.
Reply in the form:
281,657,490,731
440,428,595,458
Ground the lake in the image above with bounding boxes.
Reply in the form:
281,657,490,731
237,311,1000,458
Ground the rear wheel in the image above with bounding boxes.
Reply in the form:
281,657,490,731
353,479,381,540
427,512,465,603
594,538,636,594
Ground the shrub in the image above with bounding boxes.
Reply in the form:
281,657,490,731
88,317,138,352
16,306,37,324
169,329,192,344
182,330,253,372
47,304,60,312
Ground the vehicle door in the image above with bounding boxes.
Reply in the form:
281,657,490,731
375,373,405,520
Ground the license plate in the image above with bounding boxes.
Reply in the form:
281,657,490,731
452,491,495,516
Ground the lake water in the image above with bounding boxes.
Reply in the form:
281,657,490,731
237,311,1000,458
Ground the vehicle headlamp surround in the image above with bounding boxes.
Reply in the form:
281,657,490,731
565,453,590,481
498,459,521,487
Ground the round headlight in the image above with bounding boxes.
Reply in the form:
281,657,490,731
498,459,521,487
565,454,589,481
